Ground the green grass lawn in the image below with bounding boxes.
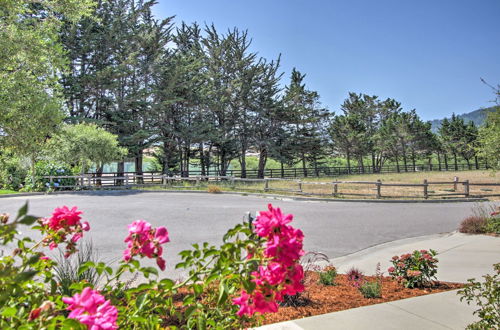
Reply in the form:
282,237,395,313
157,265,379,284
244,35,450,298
0,189,18,195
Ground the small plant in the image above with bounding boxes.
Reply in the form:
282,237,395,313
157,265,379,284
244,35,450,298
458,263,499,329
53,240,107,296
207,185,222,193
319,266,337,286
388,249,438,288
459,216,487,234
346,267,365,288
359,263,383,298
359,281,381,298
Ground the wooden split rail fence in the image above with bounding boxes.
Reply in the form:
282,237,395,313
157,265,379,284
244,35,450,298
43,174,500,199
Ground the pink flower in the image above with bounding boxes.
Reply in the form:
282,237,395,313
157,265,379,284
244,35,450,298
253,204,293,238
123,220,170,271
233,290,254,317
234,204,305,317
63,287,117,330
154,227,169,244
48,206,83,229
71,233,83,243
388,266,395,273
406,270,422,277
39,206,88,257
156,257,166,271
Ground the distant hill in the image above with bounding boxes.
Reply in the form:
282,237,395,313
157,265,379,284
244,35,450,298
430,106,498,132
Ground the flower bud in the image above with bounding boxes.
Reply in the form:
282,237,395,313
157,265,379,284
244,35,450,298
0,213,9,224
40,300,55,312
12,248,22,256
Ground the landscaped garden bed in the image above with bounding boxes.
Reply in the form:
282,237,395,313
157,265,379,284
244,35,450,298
2,203,493,329
262,273,463,325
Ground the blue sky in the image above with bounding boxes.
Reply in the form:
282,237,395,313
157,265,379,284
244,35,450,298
153,0,500,121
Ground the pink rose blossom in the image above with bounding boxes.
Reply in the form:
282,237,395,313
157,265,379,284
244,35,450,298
123,220,170,271
234,204,304,317
63,287,117,330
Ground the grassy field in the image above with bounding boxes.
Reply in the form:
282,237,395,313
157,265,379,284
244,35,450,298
303,170,499,183
132,170,499,200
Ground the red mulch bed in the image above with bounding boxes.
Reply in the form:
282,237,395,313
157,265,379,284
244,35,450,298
262,272,464,325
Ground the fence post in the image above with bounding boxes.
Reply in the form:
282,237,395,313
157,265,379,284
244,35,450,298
423,179,428,199
264,179,269,191
298,180,302,192
333,183,338,197
464,180,470,197
453,176,458,191
125,175,129,187
376,180,382,199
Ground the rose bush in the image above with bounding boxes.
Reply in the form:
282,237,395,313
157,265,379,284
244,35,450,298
0,202,304,329
388,249,438,288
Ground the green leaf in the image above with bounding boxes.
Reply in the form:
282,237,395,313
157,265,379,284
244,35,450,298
217,281,228,306
175,262,187,269
136,293,149,309
27,254,41,265
159,278,174,290
193,283,203,296
1,307,17,317
184,305,197,319
19,215,38,225
140,267,158,277
15,270,38,282
16,203,28,220
130,316,147,323
61,318,85,329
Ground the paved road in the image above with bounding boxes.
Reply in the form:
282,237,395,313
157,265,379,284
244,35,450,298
0,191,493,277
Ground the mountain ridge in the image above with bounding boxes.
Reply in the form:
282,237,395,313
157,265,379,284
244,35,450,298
429,106,498,132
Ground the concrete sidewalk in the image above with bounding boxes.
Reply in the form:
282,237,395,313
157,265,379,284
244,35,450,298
260,232,499,330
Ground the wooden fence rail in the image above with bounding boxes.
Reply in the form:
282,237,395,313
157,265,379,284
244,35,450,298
42,175,500,199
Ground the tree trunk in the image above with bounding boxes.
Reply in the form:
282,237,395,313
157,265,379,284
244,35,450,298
371,152,376,174
301,154,307,177
117,161,125,186
280,161,284,178
395,154,400,173
474,156,479,170
437,153,442,171
411,150,416,171
240,149,247,178
466,158,471,170
135,151,143,184
257,147,267,179
444,154,448,171
453,153,458,171
96,165,103,186
199,143,205,176
359,157,365,174
346,152,351,174
30,155,36,188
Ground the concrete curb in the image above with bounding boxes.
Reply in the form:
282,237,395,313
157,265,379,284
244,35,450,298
0,189,488,203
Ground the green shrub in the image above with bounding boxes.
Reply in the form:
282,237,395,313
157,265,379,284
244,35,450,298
388,249,438,288
319,267,337,286
359,281,381,298
0,153,27,190
23,161,76,191
458,263,500,329
485,217,500,234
